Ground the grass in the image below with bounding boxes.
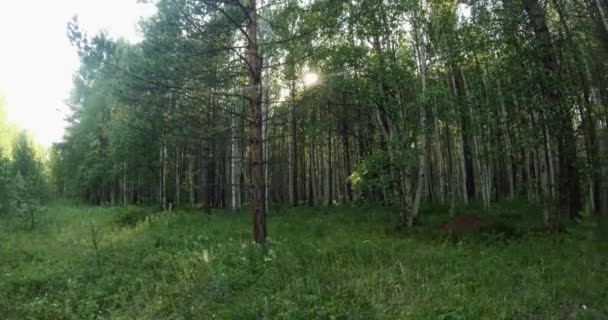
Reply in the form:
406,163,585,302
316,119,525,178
0,201,607,319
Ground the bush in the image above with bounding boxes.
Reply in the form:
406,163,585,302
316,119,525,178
10,173,43,230
112,207,151,227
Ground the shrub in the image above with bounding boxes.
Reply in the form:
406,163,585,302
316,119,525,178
112,207,151,227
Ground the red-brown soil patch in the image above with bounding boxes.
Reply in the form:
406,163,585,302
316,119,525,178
440,214,492,236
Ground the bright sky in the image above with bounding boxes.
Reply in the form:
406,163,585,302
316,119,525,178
0,0,156,147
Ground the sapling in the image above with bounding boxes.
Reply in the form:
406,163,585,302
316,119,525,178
89,221,103,277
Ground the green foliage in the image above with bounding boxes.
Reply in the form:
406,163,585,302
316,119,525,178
11,131,49,199
0,93,19,154
0,116,49,219
1,202,606,319
9,173,43,230
8,131,50,211
0,147,11,213
51,0,608,230
112,206,154,227
349,146,418,206
349,152,394,203
0,97,20,215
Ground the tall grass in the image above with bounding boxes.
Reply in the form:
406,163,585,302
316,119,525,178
0,202,606,319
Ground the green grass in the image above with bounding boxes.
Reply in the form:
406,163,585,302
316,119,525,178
1,201,606,319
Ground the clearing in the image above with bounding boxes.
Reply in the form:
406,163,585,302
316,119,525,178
1,202,607,319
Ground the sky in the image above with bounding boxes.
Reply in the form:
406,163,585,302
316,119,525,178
0,0,156,147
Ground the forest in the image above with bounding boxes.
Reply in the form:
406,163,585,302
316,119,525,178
1,0,608,318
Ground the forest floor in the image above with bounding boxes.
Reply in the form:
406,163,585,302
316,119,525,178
1,201,607,319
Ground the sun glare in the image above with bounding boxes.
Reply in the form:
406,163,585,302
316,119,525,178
303,72,319,87
280,88,291,101
457,3,472,23
0,0,156,147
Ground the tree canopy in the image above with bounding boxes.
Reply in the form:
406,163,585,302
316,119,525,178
51,0,608,242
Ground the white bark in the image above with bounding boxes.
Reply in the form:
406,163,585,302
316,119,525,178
408,0,429,226
260,0,270,213
262,85,269,212
160,145,167,210
231,101,241,210
498,80,515,199
288,91,297,207
544,125,556,198
539,144,550,226
461,68,486,208
323,108,332,206
600,124,608,215
525,151,534,201
188,153,195,207
123,161,127,205
431,104,445,203
594,0,608,36
309,140,318,206
175,148,180,207
450,72,469,204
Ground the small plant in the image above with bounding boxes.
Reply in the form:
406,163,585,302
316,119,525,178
89,221,103,277
112,206,151,227
10,173,43,230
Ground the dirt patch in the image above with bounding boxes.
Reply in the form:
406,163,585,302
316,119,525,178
440,214,493,236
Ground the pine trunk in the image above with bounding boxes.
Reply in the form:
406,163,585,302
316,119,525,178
247,0,266,244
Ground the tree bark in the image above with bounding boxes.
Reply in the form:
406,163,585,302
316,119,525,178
431,102,445,203
341,113,353,203
523,0,582,222
407,3,429,227
497,80,515,199
123,161,127,205
175,147,180,208
231,101,241,210
593,0,608,37
324,103,333,206
247,0,266,244
288,89,298,207
160,145,167,210
188,153,195,207
308,139,317,206
202,141,211,215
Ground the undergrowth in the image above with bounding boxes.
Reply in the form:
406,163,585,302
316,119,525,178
0,201,606,319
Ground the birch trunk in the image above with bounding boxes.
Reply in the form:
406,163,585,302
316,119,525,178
431,104,445,203
539,143,551,226
600,126,608,215
262,81,269,214
445,122,457,214
161,145,167,211
202,141,211,215
288,91,298,207
498,80,515,199
188,153,195,207
593,0,608,36
231,101,241,210
122,161,127,205
461,68,484,208
309,139,317,206
175,148,180,208
407,1,429,227
450,72,469,204
342,126,353,203
324,119,332,206
525,151,534,201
